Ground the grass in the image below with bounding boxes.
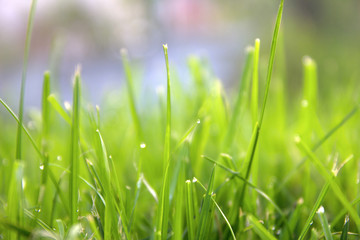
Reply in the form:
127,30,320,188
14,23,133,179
1,0,360,239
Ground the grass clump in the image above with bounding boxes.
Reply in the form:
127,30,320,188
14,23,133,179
1,0,360,239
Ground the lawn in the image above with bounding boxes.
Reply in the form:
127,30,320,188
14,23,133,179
1,0,360,239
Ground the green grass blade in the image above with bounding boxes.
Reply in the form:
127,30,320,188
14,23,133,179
69,68,81,225
42,71,51,141
155,44,172,240
16,0,37,160
196,165,215,240
258,0,284,127
295,135,360,231
248,214,277,240
340,216,349,240
317,206,333,240
239,0,284,208
251,38,260,125
298,181,331,240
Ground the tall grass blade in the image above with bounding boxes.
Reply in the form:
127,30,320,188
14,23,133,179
239,0,284,206
69,68,81,225
155,44,172,240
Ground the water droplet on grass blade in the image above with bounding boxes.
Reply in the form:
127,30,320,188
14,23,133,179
140,143,146,149
301,99,308,108
39,164,44,170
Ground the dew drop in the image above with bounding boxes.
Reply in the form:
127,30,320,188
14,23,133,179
35,208,41,213
197,119,201,124
301,99,308,108
39,165,44,170
57,156,62,161
140,143,146,149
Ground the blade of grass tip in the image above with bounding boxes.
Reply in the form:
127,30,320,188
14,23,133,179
224,46,254,148
16,0,37,161
155,44,172,240
295,135,360,231
196,165,216,240
185,180,196,240
251,38,260,125
47,94,71,124
248,214,277,240
70,67,81,225
258,0,284,127
317,206,333,240
340,215,349,240
239,0,284,208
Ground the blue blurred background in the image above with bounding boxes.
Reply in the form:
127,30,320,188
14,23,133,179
0,0,359,108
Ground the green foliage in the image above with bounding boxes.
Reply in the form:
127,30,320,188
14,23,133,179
2,0,360,239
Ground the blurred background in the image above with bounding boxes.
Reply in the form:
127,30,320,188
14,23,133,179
0,0,360,108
